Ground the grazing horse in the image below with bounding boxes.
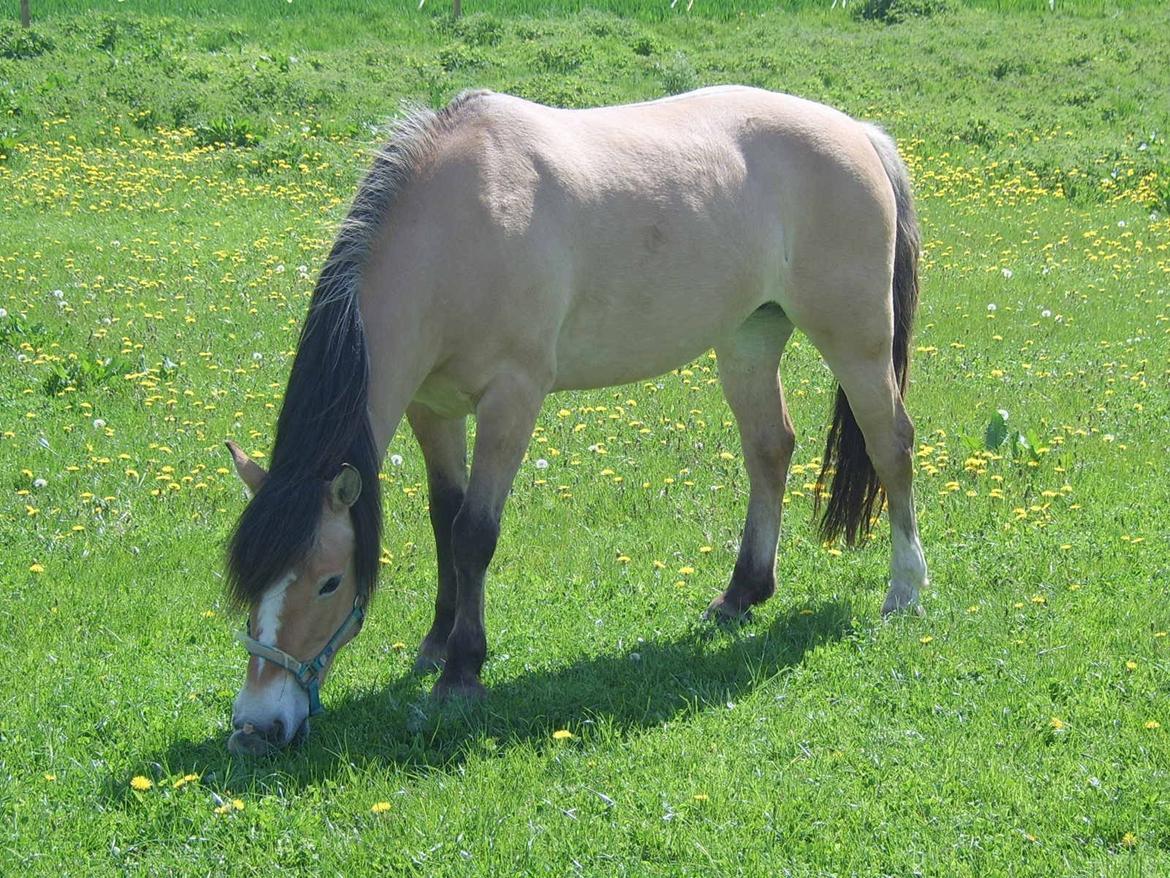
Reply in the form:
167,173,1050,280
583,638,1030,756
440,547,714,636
224,86,927,756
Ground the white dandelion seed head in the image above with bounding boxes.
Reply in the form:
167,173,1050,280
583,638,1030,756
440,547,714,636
534,458,549,470
33,478,47,488
0,307,7,319
93,418,106,429
52,289,64,299
1041,309,1052,318
1001,268,1013,279
274,264,285,274
389,454,404,467
987,303,997,312
251,352,263,361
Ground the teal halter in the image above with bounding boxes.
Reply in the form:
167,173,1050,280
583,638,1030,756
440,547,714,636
236,598,365,716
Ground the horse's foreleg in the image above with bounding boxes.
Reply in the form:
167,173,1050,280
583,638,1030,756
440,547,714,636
433,372,546,701
407,404,468,674
705,309,795,622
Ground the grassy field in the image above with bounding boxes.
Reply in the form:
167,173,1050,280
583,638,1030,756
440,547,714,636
2,1,1169,875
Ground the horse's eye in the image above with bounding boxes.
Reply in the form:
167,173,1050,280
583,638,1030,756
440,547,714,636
318,575,342,596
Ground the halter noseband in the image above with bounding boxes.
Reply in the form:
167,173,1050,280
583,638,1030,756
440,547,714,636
235,596,365,716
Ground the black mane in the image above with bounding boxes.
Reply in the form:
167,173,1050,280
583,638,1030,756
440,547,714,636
225,91,491,607
225,247,381,607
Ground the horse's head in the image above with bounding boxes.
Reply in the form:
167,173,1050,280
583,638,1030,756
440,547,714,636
223,441,366,756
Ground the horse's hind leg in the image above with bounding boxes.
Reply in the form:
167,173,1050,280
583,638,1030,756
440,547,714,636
434,371,547,701
705,306,796,622
407,404,468,674
805,329,928,615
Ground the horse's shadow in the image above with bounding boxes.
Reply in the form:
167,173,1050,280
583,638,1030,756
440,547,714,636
154,600,853,792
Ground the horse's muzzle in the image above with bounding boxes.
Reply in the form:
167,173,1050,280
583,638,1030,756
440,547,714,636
227,718,309,756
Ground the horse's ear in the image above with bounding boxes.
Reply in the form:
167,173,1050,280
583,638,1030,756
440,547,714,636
329,464,362,510
225,440,267,495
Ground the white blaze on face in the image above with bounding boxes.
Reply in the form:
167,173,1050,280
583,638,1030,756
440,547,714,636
232,570,307,743
254,570,296,661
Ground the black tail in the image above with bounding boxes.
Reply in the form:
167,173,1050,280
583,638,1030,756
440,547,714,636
815,125,920,545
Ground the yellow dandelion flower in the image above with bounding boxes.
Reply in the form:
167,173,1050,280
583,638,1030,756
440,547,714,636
1121,832,1137,848
172,773,199,789
371,801,391,814
652,560,666,570
232,799,245,811
29,563,45,574
693,793,709,802
44,773,57,782
1144,720,1160,730
213,803,233,815
130,775,153,791
678,566,695,575
1049,717,1065,730
616,554,631,564
1126,660,1137,671
919,636,933,645
391,641,406,650
552,729,573,741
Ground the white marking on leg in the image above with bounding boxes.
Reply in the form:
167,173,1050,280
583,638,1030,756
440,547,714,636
885,524,927,614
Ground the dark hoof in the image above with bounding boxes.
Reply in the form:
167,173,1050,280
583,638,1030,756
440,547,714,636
703,589,763,624
431,676,487,703
413,652,445,675
702,602,753,626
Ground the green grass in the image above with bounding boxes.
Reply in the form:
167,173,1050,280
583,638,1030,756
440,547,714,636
2,2,1169,875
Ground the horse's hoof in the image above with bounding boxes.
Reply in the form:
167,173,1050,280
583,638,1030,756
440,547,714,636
431,676,487,703
881,591,925,618
702,597,753,625
413,653,445,675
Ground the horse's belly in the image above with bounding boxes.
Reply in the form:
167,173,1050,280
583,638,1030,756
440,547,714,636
551,332,714,392
550,275,769,391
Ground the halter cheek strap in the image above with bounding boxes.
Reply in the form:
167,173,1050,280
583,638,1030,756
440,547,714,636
236,599,365,716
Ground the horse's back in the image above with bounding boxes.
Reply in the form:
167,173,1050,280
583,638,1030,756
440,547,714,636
376,87,897,399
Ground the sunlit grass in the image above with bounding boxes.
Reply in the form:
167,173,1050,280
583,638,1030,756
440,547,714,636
2,3,1169,875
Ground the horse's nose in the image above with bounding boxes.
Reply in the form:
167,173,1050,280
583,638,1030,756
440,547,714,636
232,717,284,742
228,717,286,756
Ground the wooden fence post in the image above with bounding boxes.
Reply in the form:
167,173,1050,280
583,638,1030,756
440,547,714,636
21,0,31,29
